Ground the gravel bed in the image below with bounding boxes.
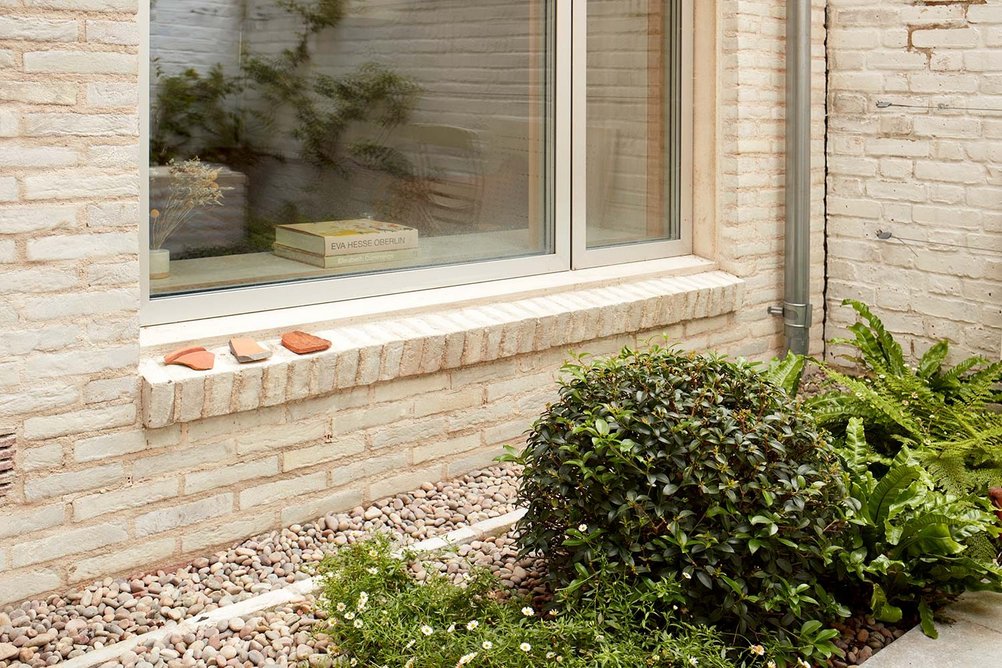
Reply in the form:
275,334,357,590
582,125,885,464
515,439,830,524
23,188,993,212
92,529,906,668
829,615,907,667
97,533,547,668
0,458,910,668
0,465,520,668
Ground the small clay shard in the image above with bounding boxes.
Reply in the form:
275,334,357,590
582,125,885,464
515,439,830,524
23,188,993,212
166,350,215,371
164,346,207,365
229,337,272,363
281,330,331,355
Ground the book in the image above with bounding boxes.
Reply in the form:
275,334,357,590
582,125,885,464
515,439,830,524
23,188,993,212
272,243,420,269
274,219,419,256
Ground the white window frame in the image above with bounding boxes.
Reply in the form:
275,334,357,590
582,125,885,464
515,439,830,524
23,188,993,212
139,0,694,326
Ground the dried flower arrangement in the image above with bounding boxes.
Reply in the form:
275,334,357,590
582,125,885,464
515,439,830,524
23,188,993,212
150,158,226,251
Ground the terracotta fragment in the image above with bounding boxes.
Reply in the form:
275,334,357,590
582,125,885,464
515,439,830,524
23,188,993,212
229,337,272,363
281,330,331,355
166,350,215,371
164,346,207,365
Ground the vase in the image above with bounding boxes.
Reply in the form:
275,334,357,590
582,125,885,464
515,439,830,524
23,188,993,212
150,248,170,279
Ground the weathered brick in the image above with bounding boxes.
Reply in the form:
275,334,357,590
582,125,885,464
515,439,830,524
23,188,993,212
239,472,326,509
132,441,233,480
369,466,443,502
280,488,364,526
185,456,279,495
24,171,138,200
24,344,137,378
283,438,364,471
74,430,145,462
331,452,409,488
73,478,178,521
180,514,276,554
23,51,136,74
12,522,127,567
18,442,63,471
0,81,77,105
21,289,136,321
234,418,327,455
0,382,78,417
68,537,174,583
85,20,138,45
413,433,481,464
135,493,232,537
0,504,65,540
0,570,61,605
23,404,135,441
0,17,77,41
0,206,77,234
24,463,123,501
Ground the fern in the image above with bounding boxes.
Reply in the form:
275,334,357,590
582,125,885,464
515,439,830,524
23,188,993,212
814,300,1002,496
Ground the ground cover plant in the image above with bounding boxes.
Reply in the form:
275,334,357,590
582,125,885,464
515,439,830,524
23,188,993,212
314,536,783,667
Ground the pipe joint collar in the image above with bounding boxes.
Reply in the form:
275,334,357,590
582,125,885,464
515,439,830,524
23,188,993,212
782,302,812,329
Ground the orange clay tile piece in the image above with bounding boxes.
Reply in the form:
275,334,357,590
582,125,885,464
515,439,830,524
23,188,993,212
166,350,215,371
281,330,331,355
229,337,272,363
164,346,207,365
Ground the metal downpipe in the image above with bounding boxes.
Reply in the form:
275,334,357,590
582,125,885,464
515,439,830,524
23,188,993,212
779,0,813,354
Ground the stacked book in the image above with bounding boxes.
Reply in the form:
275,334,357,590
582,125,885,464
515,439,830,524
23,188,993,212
272,219,420,269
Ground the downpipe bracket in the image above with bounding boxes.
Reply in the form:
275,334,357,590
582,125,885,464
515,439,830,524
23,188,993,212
768,302,812,329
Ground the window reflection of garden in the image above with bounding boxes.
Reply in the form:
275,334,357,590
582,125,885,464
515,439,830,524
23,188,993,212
149,0,548,277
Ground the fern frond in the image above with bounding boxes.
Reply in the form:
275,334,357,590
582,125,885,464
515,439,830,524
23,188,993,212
761,353,807,397
917,340,950,380
841,299,908,376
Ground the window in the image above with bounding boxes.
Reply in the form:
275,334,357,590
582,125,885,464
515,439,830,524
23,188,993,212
143,1,692,324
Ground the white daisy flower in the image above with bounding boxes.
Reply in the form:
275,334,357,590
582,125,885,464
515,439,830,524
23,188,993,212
521,606,535,617
481,641,493,650
519,642,532,652
421,625,434,636
466,620,479,631
457,652,478,665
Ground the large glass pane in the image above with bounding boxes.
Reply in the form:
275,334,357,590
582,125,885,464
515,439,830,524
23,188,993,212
587,0,682,248
149,0,552,296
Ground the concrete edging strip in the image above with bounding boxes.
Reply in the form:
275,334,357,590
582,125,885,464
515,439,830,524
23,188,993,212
58,509,526,668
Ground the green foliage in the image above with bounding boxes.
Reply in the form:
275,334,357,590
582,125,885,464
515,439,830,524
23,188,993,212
807,299,1002,497
150,64,267,167
831,419,1002,635
152,0,419,182
242,0,420,178
761,353,807,397
505,344,849,648
314,536,785,667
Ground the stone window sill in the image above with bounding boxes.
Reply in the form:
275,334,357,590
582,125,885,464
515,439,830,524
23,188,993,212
139,258,744,428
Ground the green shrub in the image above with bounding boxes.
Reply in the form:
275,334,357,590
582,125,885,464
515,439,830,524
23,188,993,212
506,345,849,641
314,536,769,667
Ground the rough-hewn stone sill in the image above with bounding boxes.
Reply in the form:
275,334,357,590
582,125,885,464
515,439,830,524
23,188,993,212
140,268,744,428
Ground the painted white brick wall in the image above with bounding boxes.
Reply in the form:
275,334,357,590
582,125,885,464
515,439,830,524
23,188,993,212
0,0,828,606
827,0,1002,361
